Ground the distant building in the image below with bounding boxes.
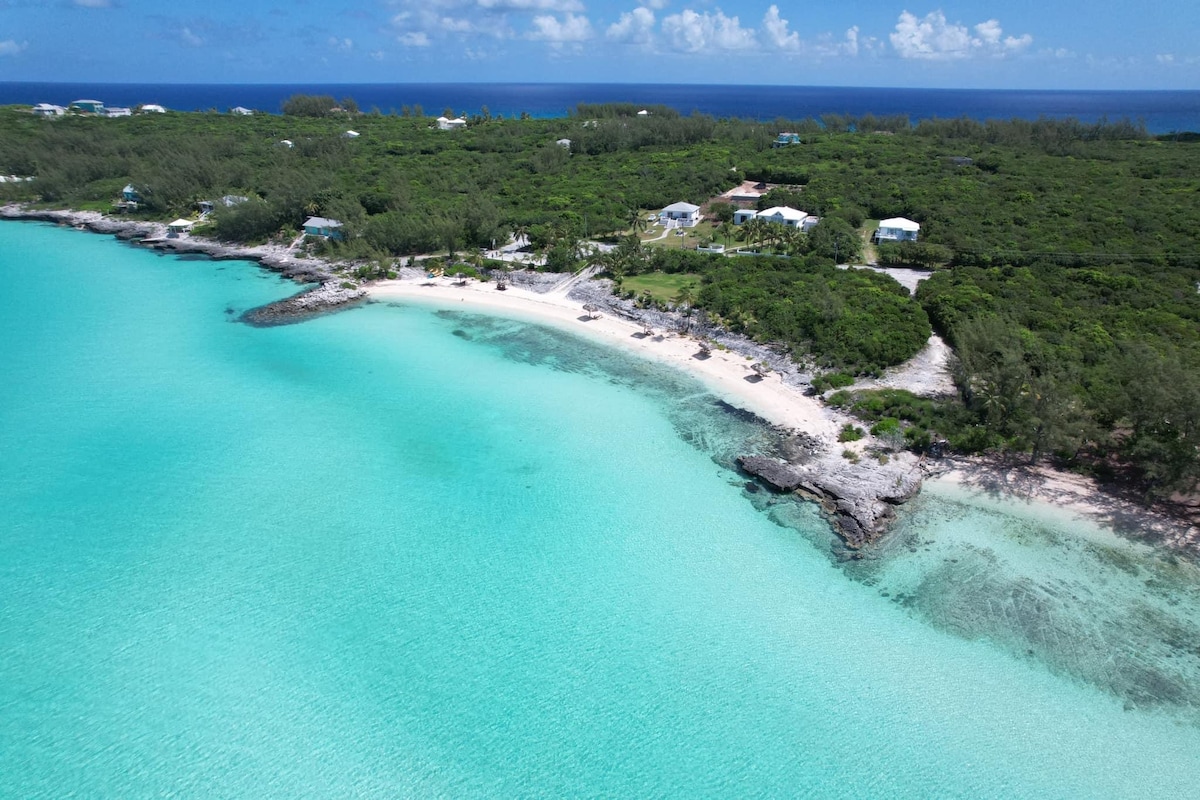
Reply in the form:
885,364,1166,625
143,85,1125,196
303,216,344,239
230,106,254,116
104,107,132,118
436,116,467,130
660,202,701,227
773,132,801,147
875,217,921,242
69,99,104,114
32,103,66,117
122,184,141,202
556,138,571,149
733,209,759,225
279,139,295,148
139,104,167,114
636,109,649,117
343,130,360,139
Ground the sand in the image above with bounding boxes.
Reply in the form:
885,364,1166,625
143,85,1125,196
369,276,840,441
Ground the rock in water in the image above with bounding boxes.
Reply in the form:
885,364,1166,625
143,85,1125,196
737,452,924,548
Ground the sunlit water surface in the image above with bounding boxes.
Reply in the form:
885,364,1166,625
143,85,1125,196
2,222,1199,798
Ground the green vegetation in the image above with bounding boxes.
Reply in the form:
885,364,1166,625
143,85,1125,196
619,272,701,305
2,103,1197,491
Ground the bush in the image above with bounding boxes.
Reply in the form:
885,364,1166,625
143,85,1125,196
838,423,865,442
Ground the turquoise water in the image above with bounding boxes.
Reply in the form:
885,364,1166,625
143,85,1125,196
2,222,1200,798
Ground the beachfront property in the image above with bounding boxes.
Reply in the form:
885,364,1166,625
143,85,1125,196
32,103,67,117
773,132,802,147
104,107,133,118
139,104,167,114
167,219,194,237
875,217,921,242
69,99,105,114
303,216,344,239
230,106,254,116
122,184,141,202
660,202,701,227
437,116,467,130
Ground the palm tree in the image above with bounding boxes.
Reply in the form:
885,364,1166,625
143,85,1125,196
626,207,648,237
719,221,735,248
674,284,697,333
513,223,530,249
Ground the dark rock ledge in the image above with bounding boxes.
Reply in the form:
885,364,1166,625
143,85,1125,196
738,450,924,549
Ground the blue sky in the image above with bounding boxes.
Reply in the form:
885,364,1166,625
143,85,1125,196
0,0,1196,89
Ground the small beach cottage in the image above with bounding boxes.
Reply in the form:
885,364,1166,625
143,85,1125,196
875,217,921,242
303,217,344,240
139,104,167,114
436,116,467,130
167,219,194,237
660,202,701,227
230,106,254,116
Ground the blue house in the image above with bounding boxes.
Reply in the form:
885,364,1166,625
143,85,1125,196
69,99,105,114
303,216,344,240
122,184,141,202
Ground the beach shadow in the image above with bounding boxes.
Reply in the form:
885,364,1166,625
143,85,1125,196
692,352,712,360
744,373,765,383
577,314,597,322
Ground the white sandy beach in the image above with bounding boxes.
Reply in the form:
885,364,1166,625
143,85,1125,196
369,276,840,441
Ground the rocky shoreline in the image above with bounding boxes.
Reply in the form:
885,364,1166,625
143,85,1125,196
0,205,362,320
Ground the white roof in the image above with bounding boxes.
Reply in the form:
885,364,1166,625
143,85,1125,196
303,216,342,228
168,219,194,228
231,106,253,115
72,99,103,105
140,104,166,113
759,206,808,221
436,116,449,122
734,208,758,217
637,109,649,115
879,217,920,231
662,202,701,214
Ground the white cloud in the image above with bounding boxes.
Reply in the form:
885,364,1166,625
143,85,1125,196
661,9,755,53
761,5,799,52
180,27,204,47
812,25,861,58
528,13,593,44
73,0,112,8
1156,53,1175,64
640,0,669,8
398,31,431,46
890,10,1031,60
329,36,353,52
370,50,385,61
607,8,655,45
0,38,26,56
479,0,583,12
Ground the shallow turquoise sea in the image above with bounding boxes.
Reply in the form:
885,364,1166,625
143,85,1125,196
2,222,1200,798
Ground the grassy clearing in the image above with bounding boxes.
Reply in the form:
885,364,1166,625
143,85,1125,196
621,272,702,303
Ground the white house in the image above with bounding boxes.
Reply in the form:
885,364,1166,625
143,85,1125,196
104,107,132,118
876,217,921,242
230,106,254,116
436,116,467,130
636,109,649,117
556,138,571,149
303,216,343,239
660,202,701,227
343,130,360,139
32,103,66,117
279,139,294,148
757,206,809,228
733,209,759,225
139,104,167,114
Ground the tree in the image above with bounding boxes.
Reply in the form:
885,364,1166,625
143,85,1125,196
281,94,337,117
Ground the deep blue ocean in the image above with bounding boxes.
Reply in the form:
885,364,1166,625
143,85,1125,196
4,82,1199,133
